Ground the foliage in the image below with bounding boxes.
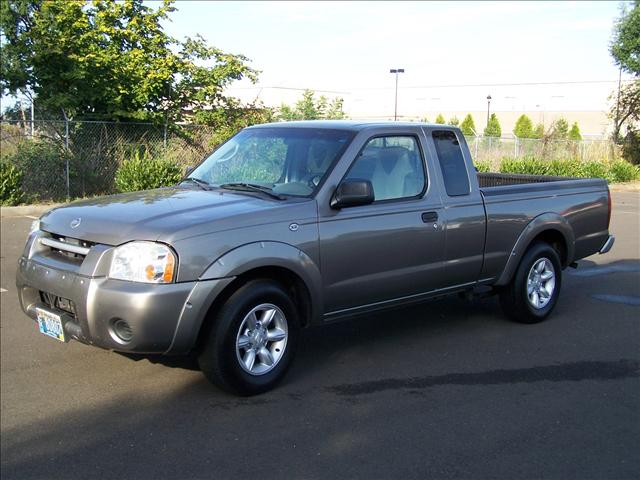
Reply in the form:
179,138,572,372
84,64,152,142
0,139,71,200
622,129,640,165
610,1,640,75
277,90,346,121
435,113,446,124
114,148,182,192
568,122,582,141
484,113,501,137
610,158,640,181
474,161,491,173
447,116,459,126
513,114,534,138
531,123,545,139
498,156,640,182
609,79,640,142
0,161,25,205
0,0,257,123
420,116,429,123
460,114,476,136
550,118,569,140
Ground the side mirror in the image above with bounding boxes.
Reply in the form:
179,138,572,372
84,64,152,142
330,179,374,209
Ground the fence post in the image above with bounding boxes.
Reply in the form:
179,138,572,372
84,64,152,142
514,136,518,158
474,136,478,160
163,118,168,150
65,119,70,199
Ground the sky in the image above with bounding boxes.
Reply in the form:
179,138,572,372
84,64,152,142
157,0,632,119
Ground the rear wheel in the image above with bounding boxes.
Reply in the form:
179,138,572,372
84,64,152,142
499,242,562,323
198,279,299,395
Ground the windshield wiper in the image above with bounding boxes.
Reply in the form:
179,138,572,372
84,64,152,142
180,177,212,190
219,182,285,200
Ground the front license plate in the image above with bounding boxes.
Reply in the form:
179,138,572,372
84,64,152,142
36,308,66,342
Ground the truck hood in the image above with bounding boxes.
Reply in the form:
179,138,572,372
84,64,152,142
40,187,315,246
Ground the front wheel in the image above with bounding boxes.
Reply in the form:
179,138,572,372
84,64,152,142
198,279,299,395
499,242,562,323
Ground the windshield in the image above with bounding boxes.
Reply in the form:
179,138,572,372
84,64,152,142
189,127,355,197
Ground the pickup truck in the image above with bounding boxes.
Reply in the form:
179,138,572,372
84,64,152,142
16,121,614,395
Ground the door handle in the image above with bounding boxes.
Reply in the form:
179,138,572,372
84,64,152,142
421,211,438,223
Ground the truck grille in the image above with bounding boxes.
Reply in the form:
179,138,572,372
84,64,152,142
39,234,95,261
40,291,77,316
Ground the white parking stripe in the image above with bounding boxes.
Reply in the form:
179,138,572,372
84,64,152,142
0,288,7,293
24,215,38,219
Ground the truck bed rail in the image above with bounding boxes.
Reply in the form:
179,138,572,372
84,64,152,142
477,172,575,188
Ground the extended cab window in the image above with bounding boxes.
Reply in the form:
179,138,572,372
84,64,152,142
432,130,470,196
344,136,425,201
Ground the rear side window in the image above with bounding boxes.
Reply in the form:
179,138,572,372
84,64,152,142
432,130,470,196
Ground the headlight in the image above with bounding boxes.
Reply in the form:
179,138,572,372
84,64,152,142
109,241,176,283
29,219,40,235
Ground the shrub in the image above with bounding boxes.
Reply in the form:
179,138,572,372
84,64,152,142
460,114,476,136
115,148,182,192
1,139,71,201
579,161,610,180
474,161,491,173
498,157,640,183
0,162,25,206
499,157,549,175
609,160,640,182
622,130,640,165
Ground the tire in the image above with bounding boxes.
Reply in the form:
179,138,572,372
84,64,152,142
198,279,299,396
499,242,562,324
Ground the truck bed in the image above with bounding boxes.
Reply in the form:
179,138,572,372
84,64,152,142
477,172,578,188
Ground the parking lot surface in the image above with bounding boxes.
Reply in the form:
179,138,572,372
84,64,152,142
1,192,639,480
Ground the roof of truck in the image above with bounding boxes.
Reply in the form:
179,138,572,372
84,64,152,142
248,120,456,131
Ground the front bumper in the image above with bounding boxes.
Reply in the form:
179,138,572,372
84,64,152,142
16,255,233,354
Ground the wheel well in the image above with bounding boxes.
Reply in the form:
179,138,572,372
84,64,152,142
194,266,313,351
530,229,568,267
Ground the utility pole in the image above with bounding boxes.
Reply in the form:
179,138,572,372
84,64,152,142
390,68,405,121
486,94,492,126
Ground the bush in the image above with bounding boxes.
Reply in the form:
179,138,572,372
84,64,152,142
0,162,25,206
115,148,183,192
500,157,549,175
609,160,640,182
497,157,640,183
1,139,71,201
622,130,640,165
474,161,491,173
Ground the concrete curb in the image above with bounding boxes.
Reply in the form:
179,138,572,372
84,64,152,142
0,204,62,218
609,182,640,192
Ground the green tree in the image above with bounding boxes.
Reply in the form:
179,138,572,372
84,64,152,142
460,114,476,136
483,113,501,137
610,79,640,142
551,118,569,139
448,116,459,126
513,114,534,138
435,113,446,124
532,123,545,139
610,1,640,75
277,90,345,120
0,0,257,123
568,122,582,141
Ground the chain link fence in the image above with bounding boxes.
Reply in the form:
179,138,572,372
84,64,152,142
465,135,617,170
1,119,619,203
1,119,216,202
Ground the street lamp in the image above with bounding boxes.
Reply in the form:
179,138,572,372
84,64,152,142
390,68,405,121
486,94,492,126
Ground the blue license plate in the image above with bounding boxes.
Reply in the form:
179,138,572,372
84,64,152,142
36,307,66,342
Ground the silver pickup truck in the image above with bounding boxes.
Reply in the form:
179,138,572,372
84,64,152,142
16,121,614,395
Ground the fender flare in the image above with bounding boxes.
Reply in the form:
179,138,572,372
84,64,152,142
495,212,575,286
200,241,323,324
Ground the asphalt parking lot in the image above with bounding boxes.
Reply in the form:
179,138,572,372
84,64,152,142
1,192,639,480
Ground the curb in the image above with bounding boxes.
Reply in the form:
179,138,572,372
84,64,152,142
609,182,640,192
0,204,62,219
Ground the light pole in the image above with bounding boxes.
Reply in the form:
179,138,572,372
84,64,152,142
390,68,404,121
486,94,492,126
